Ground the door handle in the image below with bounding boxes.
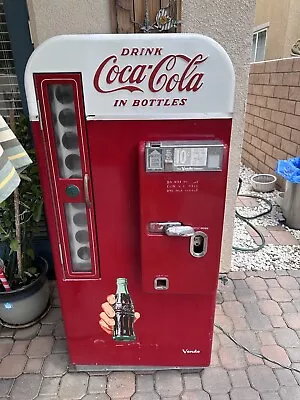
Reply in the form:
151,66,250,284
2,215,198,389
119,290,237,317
164,225,195,237
84,173,91,208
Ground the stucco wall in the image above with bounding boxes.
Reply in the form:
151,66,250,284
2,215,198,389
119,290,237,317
26,0,256,273
27,0,112,44
255,0,300,60
255,0,289,60
182,1,255,272
285,0,300,57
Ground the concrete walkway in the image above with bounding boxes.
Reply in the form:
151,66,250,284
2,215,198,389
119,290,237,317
1,270,300,399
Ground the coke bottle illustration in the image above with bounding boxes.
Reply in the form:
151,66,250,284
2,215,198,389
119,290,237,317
113,278,136,342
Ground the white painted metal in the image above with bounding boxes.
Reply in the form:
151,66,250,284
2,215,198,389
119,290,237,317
25,33,235,121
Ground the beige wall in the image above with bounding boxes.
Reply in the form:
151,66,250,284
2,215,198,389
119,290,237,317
255,0,300,60
27,0,112,44
26,0,256,273
182,0,256,273
285,0,300,57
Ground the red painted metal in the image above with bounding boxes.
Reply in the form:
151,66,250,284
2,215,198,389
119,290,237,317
139,141,229,295
33,74,232,367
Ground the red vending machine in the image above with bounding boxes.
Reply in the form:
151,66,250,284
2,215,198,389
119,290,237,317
25,33,235,368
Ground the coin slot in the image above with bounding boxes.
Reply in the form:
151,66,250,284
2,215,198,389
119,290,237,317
190,232,208,258
154,277,169,290
150,142,161,148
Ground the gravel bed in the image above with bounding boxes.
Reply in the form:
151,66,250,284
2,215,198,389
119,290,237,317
231,165,300,271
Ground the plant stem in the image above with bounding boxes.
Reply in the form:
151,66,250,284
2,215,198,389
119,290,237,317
14,187,22,276
10,109,22,277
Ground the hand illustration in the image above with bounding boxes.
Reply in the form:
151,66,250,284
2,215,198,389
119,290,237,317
99,294,140,335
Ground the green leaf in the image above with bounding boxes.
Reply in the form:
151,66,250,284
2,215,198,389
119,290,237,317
33,201,43,222
0,202,7,209
27,267,37,274
10,239,19,251
19,174,32,182
30,165,39,173
26,248,35,260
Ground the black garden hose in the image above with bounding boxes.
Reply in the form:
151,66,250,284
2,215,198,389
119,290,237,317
233,178,273,252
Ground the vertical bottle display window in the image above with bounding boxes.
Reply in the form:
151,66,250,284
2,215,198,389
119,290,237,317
35,76,99,279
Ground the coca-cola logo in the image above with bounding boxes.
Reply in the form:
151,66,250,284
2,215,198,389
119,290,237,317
93,48,208,95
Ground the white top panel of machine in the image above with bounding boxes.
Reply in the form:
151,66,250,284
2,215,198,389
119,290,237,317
25,34,235,120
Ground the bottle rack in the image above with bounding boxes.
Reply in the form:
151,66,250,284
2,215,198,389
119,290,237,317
49,84,91,272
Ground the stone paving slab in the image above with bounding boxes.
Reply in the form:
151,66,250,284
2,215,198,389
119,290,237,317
236,194,300,247
1,273,300,399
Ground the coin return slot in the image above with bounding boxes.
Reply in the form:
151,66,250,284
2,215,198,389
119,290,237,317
154,277,169,290
190,232,208,258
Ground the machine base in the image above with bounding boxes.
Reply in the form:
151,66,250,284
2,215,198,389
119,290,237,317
70,365,205,373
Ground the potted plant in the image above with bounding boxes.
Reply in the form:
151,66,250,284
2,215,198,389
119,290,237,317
0,114,50,328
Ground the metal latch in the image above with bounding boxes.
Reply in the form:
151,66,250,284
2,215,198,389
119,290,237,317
148,222,208,258
148,222,181,234
164,225,195,237
148,222,194,236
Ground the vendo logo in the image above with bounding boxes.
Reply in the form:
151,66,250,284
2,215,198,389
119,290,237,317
182,349,201,354
93,52,208,94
